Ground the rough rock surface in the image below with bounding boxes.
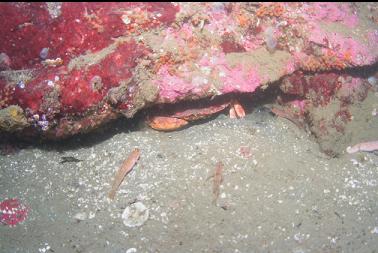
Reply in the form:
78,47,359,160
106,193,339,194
0,105,29,132
0,3,377,151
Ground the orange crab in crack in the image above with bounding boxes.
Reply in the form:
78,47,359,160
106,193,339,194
146,99,246,131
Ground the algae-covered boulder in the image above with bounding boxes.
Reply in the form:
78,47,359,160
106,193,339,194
0,2,377,143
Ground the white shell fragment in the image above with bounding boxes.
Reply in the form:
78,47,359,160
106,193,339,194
122,202,149,227
73,212,88,221
121,14,131,25
126,248,137,253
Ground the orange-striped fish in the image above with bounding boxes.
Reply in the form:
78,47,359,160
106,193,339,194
212,162,224,205
108,148,140,200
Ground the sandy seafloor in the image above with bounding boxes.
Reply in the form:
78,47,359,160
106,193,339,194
0,106,377,253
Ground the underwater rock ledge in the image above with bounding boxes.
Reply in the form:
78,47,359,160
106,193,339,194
0,2,377,144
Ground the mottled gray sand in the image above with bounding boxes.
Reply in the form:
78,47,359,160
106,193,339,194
1,108,377,253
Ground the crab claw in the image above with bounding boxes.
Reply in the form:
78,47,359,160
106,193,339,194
146,116,189,131
229,100,246,119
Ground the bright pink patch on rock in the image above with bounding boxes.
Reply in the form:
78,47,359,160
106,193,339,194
154,65,197,102
367,30,378,52
308,24,372,66
283,58,297,75
0,198,28,227
219,65,261,93
199,53,261,94
307,3,358,28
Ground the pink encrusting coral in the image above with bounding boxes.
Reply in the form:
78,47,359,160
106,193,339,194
199,52,262,93
308,24,373,66
283,58,297,76
154,50,262,102
206,53,261,93
153,65,203,102
218,65,261,94
162,24,194,48
303,2,358,28
203,3,238,35
301,3,376,67
241,36,264,52
367,30,378,54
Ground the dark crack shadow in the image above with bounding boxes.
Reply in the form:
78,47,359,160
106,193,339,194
0,90,282,154
0,114,144,154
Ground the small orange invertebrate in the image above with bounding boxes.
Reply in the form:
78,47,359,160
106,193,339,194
236,13,249,27
301,53,348,72
146,116,188,131
229,99,246,119
256,3,285,18
145,100,246,131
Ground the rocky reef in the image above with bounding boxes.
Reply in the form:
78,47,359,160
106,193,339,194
0,2,377,155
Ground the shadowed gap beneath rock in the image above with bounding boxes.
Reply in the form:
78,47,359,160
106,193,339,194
1,62,377,155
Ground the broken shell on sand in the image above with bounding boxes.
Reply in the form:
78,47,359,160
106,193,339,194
122,202,149,227
73,212,87,221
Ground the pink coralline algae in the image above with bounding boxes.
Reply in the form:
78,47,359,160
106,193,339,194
0,198,28,227
0,2,377,139
306,3,359,28
199,52,262,94
308,25,373,66
219,65,261,94
154,65,204,103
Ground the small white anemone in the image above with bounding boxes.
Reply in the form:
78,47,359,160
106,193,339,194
367,76,377,86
